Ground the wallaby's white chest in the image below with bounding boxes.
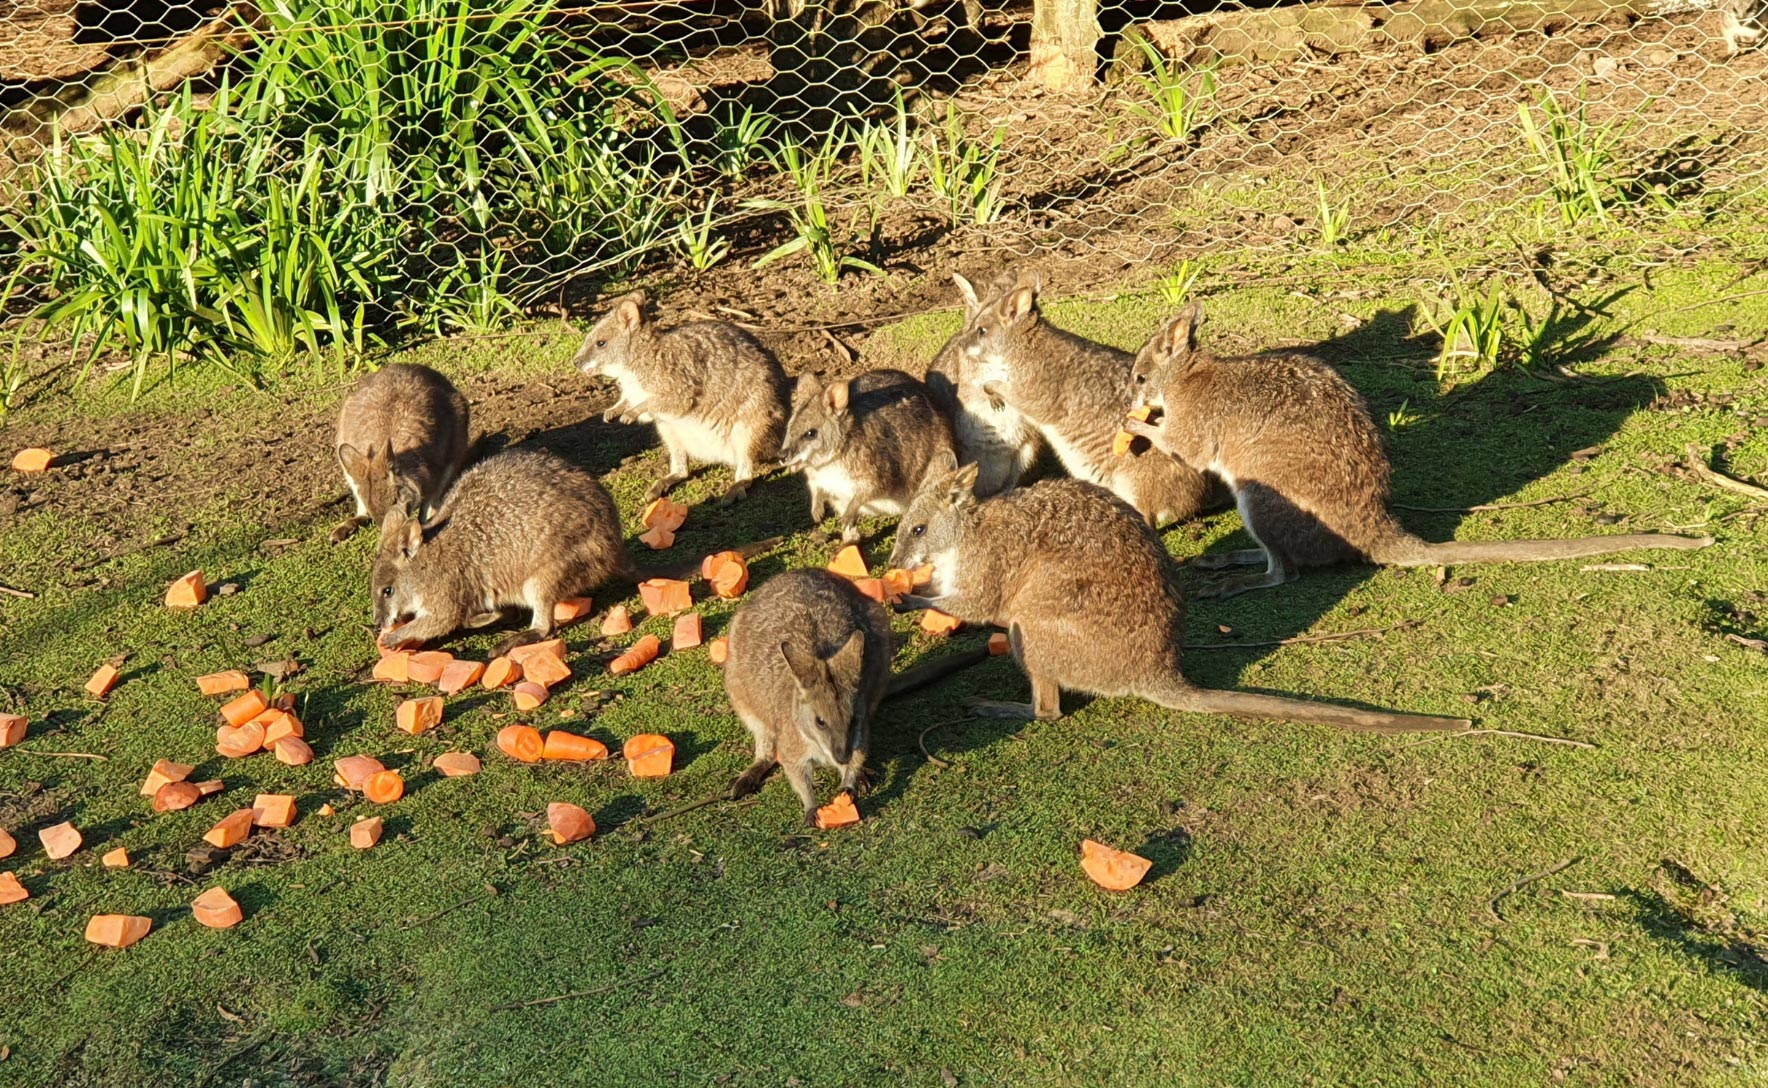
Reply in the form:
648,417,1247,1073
807,462,859,509
1043,427,1108,485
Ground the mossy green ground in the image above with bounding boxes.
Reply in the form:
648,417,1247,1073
3,231,1768,1087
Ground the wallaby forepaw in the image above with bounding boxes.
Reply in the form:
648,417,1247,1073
643,479,676,504
494,629,544,657
730,772,765,800
718,481,752,506
329,518,366,545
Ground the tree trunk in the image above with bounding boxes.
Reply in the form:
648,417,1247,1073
1031,0,1101,92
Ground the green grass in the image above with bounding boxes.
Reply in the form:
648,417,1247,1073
3,244,1768,1087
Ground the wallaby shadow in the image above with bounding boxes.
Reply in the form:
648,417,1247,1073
496,403,656,481
1624,888,1768,995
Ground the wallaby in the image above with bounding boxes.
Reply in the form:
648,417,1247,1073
779,368,956,544
571,290,789,504
887,458,1469,733
332,363,470,544
1122,303,1714,597
965,275,1219,527
923,271,1042,498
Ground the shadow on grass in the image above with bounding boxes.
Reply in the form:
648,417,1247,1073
1626,888,1768,995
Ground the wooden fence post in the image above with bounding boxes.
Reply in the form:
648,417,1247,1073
1030,0,1101,92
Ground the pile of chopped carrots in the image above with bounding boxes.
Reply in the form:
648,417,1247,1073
638,498,689,549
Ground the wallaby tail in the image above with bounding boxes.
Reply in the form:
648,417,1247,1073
634,536,784,583
885,645,992,700
1153,683,1469,734
1372,531,1712,567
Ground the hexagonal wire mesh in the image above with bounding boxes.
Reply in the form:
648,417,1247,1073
0,0,1763,376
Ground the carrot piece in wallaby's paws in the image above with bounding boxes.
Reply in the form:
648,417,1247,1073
496,724,544,763
880,569,915,599
827,545,868,579
1079,839,1153,891
433,751,481,777
638,578,692,616
191,887,243,929
252,793,297,828
600,605,633,635
218,690,268,727
372,652,412,683
0,713,23,747
164,570,207,610
39,821,82,859
102,847,131,868
672,612,702,651
911,564,933,587
541,731,608,762
84,664,121,698
405,651,454,685
638,524,675,550
708,637,729,666
609,634,661,676
520,650,571,688
1112,406,1155,458
0,828,14,859
273,736,314,765
153,781,202,812
215,720,266,758
350,817,382,849
641,497,690,533
363,770,404,804
554,596,594,624
195,670,250,696
851,578,888,604
815,792,861,830
0,872,27,904
139,759,194,796
547,802,595,845
623,733,674,778
512,682,548,711
988,632,1010,656
480,657,521,690
395,696,444,735
85,914,151,948
437,659,486,694
11,447,53,473
203,809,254,849
919,610,961,636
332,755,385,790
508,639,565,667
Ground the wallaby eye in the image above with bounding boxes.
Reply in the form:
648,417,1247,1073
814,716,828,730
380,586,393,598
910,524,926,537
594,338,606,348
802,428,818,441
975,326,989,338
1135,373,1146,384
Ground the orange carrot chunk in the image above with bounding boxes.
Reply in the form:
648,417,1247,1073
623,733,674,778
547,801,595,844
508,639,566,667
554,597,595,625
195,780,225,797
911,564,933,587
204,809,255,849
191,887,243,929
702,551,750,599
637,524,675,550
815,791,861,830
541,731,609,762
609,634,661,676
218,690,269,727
258,711,303,747
0,872,27,904
0,713,23,747
701,550,740,580
637,579,692,617
216,720,267,759
1079,839,1153,891
437,659,486,694
672,612,703,651
153,781,202,812
481,657,522,690
273,736,314,766
988,632,1010,656
372,652,412,683
195,670,251,696
0,828,14,859
920,610,961,636
251,793,297,828
880,568,916,599
85,664,121,698
520,650,571,688
827,545,868,579
39,820,82,859
641,497,690,533
102,847,131,869
350,817,383,850
708,637,729,666
395,696,444,735
433,751,482,777
363,770,405,804
405,651,454,685
496,724,544,763
139,759,194,796
512,682,549,711
164,570,207,610
85,914,152,948
10,448,53,473
851,578,888,604
332,755,386,790
600,605,633,636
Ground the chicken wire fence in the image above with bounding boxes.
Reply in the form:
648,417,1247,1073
0,0,1763,377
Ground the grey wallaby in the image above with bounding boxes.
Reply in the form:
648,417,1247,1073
923,271,1043,498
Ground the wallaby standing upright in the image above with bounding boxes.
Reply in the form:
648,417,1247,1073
332,363,470,543
887,457,1468,732
965,275,1219,526
924,271,1042,498
1122,303,1714,597
571,290,790,503
779,368,956,544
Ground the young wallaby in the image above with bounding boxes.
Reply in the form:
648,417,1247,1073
1122,303,1714,597
570,290,789,504
725,569,893,823
965,275,1218,527
372,449,637,654
779,368,957,544
923,271,1042,498
332,363,470,544
887,458,1469,733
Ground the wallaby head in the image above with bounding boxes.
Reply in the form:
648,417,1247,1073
1129,302,1205,413
570,289,651,377
338,440,396,516
965,276,1042,380
889,449,980,576
370,512,428,635
778,629,869,765
779,373,854,470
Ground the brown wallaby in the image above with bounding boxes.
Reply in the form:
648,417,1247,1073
1122,303,1714,597
332,363,469,544
779,368,956,544
923,271,1042,498
570,290,789,504
886,458,1469,733
372,449,637,654
965,274,1220,527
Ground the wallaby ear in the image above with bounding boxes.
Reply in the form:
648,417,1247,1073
337,444,368,481
394,478,423,519
948,461,980,507
823,380,851,416
614,291,648,332
952,272,980,311
828,629,867,679
999,284,1037,324
794,371,822,400
930,447,960,477
1155,304,1203,361
400,517,424,560
779,639,824,691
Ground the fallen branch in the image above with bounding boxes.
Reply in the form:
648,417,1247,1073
1561,890,1617,902
1398,728,1596,750
0,583,35,599
490,968,665,1011
398,890,496,931
1488,856,1581,923
1581,563,1653,572
1189,620,1422,651
15,750,110,761
1393,492,1589,514
1725,632,1767,654
1627,332,1762,353
1684,444,1768,503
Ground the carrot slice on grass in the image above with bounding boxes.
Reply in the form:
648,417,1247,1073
554,597,594,624
546,802,595,845
701,551,750,599
10,448,53,473
195,780,225,797
815,791,861,830
102,847,131,868
216,720,267,758
153,781,202,812
496,724,543,763
39,820,82,859
84,664,121,698
988,632,1010,656
164,570,207,610
363,770,404,804
508,639,565,667
251,793,297,828
437,659,486,694
191,887,243,929
641,497,690,533
0,828,14,859
273,736,314,766
609,634,661,676
637,579,691,616
395,696,444,735
637,524,675,550
432,751,482,777
512,682,549,711
85,914,151,947
0,872,27,904
623,733,674,778
1079,839,1153,891
372,652,412,683
317,803,335,817
520,650,571,688
600,605,633,636
333,755,386,790
708,637,729,666
350,817,382,849
259,711,303,747
218,690,268,727
919,610,961,636
204,809,254,848
405,651,454,685
195,670,250,696
827,545,868,579
0,713,23,747
541,731,608,762
481,657,521,690
851,578,888,604
672,612,703,651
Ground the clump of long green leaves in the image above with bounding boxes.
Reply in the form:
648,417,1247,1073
1420,278,1506,383
748,138,884,286
1517,84,1634,227
1123,38,1217,143
924,104,1005,226
855,90,921,200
